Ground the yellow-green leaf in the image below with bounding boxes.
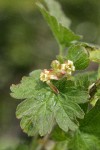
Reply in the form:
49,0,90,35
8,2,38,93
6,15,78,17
90,50,100,63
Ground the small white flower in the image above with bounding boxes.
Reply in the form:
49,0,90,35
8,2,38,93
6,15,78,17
68,60,73,65
60,60,75,76
71,66,75,71
40,59,75,82
61,63,68,71
67,70,72,76
40,69,50,82
40,69,58,82
67,60,75,71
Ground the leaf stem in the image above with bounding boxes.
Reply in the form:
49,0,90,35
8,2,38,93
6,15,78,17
47,81,59,94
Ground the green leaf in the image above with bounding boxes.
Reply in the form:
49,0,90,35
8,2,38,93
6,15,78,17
74,72,98,111
37,3,80,49
68,131,100,150
18,92,55,136
89,50,100,63
74,72,97,90
10,70,42,99
44,0,71,28
10,70,87,136
74,73,90,90
80,42,100,63
55,94,84,132
67,44,90,70
80,100,100,138
52,79,89,104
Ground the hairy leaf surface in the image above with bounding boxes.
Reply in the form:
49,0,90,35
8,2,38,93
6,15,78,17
52,78,89,104
10,70,88,136
67,45,90,70
37,3,80,49
44,0,71,27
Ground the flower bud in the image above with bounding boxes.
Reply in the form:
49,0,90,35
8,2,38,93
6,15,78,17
51,60,61,70
40,69,58,82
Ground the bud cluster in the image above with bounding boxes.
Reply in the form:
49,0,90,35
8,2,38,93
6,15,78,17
40,60,75,82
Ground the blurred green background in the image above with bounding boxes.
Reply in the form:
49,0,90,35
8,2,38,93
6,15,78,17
0,0,100,149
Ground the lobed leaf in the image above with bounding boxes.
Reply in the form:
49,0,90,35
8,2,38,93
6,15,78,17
67,44,90,70
74,72,97,90
55,94,84,132
10,70,88,136
52,78,89,104
44,0,71,28
10,70,42,99
37,3,80,49
16,91,56,136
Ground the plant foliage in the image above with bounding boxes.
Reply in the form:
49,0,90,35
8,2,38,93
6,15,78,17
10,0,100,149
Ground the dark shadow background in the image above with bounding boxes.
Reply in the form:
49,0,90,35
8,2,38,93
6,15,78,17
0,0,100,149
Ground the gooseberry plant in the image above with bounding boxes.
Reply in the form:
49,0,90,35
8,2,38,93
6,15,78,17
10,0,100,149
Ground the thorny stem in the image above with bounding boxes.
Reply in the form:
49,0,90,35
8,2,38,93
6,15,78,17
89,78,100,99
87,78,100,111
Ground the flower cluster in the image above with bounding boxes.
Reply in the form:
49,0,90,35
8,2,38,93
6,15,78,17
40,60,75,82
